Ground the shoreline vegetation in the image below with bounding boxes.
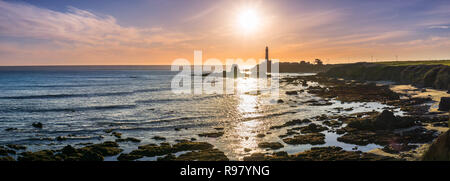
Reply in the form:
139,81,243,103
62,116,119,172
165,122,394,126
1,60,449,161
320,62,449,91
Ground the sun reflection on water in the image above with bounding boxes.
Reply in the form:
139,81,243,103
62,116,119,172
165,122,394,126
227,77,268,159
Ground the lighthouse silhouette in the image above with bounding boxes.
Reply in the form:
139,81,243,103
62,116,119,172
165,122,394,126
265,46,272,73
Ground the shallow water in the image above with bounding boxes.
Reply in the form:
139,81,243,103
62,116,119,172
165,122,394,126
0,66,402,160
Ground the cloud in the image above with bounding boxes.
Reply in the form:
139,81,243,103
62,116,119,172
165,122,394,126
0,1,192,48
0,0,198,65
428,25,450,29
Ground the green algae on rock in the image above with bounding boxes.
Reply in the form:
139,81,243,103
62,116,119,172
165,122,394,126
117,141,224,161
258,142,284,150
283,133,326,145
243,146,401,161
198,132,224,138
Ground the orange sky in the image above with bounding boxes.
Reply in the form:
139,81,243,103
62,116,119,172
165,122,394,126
1,0,450,65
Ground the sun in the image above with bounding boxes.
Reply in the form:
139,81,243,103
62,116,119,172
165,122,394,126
237,8,261,33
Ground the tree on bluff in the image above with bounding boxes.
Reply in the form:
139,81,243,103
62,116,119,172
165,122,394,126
315,59,323,65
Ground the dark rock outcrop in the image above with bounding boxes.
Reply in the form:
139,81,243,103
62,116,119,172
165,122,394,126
117,141,228,161
423,130,450,161
243,146,400,161
347,110,415,131
321,63,449,90
32,122,43,129
282,133,325,145
438,97,450,112
258,142,284,150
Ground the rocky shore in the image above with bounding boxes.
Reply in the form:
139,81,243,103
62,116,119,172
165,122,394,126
1,73,448,161
321,62,449,91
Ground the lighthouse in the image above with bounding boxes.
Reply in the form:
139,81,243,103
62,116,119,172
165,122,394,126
265,46,272,72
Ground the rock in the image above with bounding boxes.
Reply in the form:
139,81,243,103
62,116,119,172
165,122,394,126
172,141,214,151
0,146,16,155
243,153,271,161
18,150,59,161
79,151,104,161
258,142,284,150
5,128,18,131
159,149,228,161
32,122,43,129
309,101,333,106
337,131,382,146
433,122,448,127
256,134,265,138
198,132,224,138
438,97,450,112
302,81,308,87
277,99,284,104
285,91,298,95
16,142,122,161
117,153,144,161
344,108,354,111
382,144,418,154
279,130,299,138
175,139,189,143
104,129,113,133
315,114,329,121
347,110,415,131
244,148,251,152
152,136,166,141
323,120,343,128
294,123,328,134
112,132,122,138
243,146,399,161
117,141,216,161
56,136,67,141
79,141,123,157
116,137,141,143
282,133,325,145
61,145,77,156
423,130,450,161
338,127,437,146
0,156,15,161
6,144,26,150
156,154,176,161
270,119,311,129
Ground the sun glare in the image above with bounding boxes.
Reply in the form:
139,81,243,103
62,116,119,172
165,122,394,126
237,8,261,33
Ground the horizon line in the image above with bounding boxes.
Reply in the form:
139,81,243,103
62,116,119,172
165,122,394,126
0,59,449,67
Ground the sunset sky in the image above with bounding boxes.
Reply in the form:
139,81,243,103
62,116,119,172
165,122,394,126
1,0,450,65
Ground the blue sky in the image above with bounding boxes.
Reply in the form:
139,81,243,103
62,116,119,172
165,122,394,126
1,0,449,65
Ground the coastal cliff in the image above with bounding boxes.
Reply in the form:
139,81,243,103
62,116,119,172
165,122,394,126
320,62,449,91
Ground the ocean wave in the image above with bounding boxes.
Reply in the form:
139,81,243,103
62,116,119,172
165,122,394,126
0,104,137,113
135,94,223,104
109,122,214,132
23,83,127,88
242,110,297,121
0,88,168,100
95,116,211,126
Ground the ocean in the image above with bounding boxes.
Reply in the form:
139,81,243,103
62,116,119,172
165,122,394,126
0,66,398,160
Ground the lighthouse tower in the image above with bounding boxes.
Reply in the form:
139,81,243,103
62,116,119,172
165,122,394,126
265,46,272,72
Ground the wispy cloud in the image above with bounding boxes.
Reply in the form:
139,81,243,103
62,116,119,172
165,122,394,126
0,0,197,65
428,25,450,29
